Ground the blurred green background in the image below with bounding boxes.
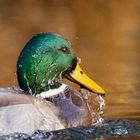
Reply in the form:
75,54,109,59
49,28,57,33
0,0,139,120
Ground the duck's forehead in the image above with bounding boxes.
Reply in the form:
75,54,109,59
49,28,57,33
25,33,73,54
45,34,71,48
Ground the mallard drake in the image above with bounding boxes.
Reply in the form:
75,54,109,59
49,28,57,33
0,33,105,135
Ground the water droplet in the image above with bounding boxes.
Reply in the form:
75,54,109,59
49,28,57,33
32,54,37,58
18,64,22,67
48,79,54,86
77,57,81,64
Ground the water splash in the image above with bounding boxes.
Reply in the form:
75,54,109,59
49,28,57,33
1,119,139,139
80,88,105,125
24,73,33,95
92,94,105,124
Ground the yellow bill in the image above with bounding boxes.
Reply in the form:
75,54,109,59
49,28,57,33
69,64,105,94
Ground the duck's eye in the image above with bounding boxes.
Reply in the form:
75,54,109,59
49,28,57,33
59,47,69,54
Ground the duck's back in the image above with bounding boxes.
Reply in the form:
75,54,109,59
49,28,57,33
0,88,65,135
0,87,92,135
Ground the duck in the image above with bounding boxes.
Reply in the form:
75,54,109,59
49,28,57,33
0,33,105,135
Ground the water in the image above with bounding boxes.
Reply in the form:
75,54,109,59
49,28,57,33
0,119,140,140
0,0,140,139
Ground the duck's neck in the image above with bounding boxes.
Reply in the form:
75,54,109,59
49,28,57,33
34,81,67,98
37,83,67,98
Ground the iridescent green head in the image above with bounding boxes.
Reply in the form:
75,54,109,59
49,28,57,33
17,33,77,94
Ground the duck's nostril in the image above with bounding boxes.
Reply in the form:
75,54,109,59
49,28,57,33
80,71,84,74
